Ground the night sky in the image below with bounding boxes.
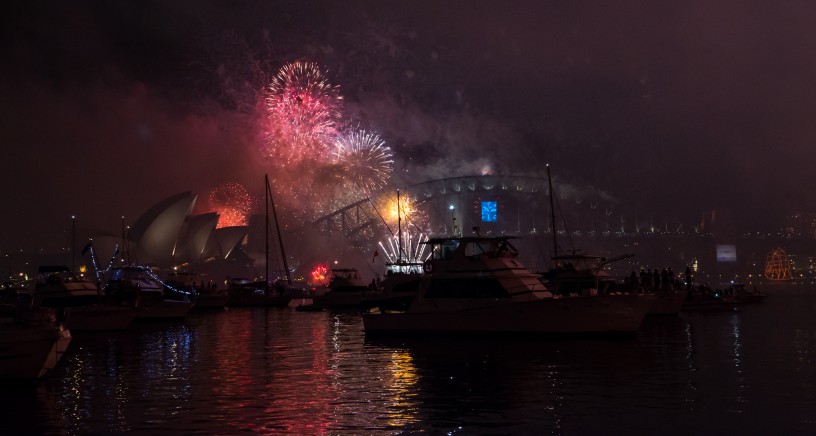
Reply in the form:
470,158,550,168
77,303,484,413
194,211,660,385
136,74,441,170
2,0,815,252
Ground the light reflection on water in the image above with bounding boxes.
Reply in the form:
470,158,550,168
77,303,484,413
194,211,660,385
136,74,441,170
3,286,815,434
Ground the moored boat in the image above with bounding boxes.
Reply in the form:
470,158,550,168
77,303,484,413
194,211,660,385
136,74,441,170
0,308,71,379
32,266,138,331
164,273,230,310
363,235,656,335
32,266,100,308
227,278,292,307
681,283,765,312
312,268,379,308
106,266,192,319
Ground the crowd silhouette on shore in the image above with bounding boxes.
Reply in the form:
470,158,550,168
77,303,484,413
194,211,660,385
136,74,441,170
626,266,693,292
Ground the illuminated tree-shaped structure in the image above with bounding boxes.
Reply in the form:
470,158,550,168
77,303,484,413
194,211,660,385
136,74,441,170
764,247,793,280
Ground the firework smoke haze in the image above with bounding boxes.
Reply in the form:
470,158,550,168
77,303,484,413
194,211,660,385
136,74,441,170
2,0,815,255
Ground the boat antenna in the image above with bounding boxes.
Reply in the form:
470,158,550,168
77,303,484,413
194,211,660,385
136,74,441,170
267,175,292,287
121,216,125,265
71,215,76,275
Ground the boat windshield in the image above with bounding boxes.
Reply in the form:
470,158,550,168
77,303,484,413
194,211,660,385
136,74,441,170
432,240,460,260
464,239,499,258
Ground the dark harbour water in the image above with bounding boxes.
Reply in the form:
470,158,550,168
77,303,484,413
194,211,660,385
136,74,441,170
3,285,815,435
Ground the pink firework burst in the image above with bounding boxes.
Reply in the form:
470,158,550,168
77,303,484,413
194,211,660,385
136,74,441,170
264,61,343,165
207,182,255,228
334,130,394,194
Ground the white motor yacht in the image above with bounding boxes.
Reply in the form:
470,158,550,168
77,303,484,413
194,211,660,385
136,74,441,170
363,235,656,335
33,267,138,331
32,266,100,308
106,266,192,319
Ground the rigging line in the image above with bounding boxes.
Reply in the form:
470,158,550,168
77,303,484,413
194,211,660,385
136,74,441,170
266,176,292,286
361,185,396,239
551,183,576,253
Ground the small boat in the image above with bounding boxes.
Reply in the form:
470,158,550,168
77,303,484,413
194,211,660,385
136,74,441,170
682,283,765,312
164,273,230,310
32,266,100,308
682,285,742,312
732,283,766,303
106,266,192,319
32,266,137,331
362,235,656,335
0,308,71,379
227,278,292,307
361,261,423,312
540,252,634,297
192,287,230,309
312,268,379,308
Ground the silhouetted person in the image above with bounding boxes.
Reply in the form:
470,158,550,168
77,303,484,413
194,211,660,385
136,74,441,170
653,269,660,291
639,269,648,291
685,267,693,289
629,271,638,291
667,267,675,290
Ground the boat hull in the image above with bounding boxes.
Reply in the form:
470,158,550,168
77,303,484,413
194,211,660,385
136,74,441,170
313,290,382,308
228,293,291,307
647,290,687,315
65,305,138,330
363,294,656,335
0,320,71,379
136,300,192,319
192,293,230,309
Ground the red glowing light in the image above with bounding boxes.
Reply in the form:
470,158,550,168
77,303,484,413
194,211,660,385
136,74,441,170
310,263,329,286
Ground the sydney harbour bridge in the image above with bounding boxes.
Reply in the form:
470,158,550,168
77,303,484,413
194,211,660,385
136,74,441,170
309,174,709,275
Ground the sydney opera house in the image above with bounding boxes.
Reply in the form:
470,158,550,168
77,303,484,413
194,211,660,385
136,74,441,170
87,191,262,283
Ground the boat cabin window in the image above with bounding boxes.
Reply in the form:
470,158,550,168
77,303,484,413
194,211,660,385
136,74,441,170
425,278,510,298
464,240,499,258
432,240,460,260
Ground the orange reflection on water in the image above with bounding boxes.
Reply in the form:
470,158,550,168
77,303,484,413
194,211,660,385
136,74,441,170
383,351,420,427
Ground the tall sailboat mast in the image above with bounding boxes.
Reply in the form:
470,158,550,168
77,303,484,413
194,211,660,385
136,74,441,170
397,189,403,264
547,164,558,263
266,175,292,287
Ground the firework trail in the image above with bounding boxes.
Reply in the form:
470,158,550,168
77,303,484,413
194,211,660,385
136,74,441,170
333,129,394,194
264,61,343,164
378,230,431,273
207,182,256,228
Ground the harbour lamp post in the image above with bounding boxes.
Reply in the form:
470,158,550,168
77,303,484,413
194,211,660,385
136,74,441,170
449,204,457,236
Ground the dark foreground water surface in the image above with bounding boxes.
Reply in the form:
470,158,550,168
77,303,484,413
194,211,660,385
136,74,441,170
3,285,815,435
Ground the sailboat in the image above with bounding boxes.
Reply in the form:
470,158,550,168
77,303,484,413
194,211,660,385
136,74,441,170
539,166,685,315
538,164,633,296
227,175,293,307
